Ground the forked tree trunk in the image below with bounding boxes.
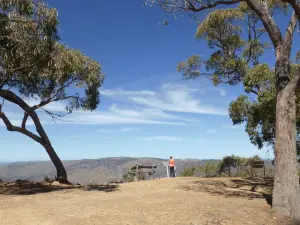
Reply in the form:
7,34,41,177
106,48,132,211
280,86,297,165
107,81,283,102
0,90,68,183
272,60,300,221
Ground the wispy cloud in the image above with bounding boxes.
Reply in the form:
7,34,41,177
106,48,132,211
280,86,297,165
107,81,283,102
221,124,244,129
1,107,186,126
221,125,236,129
219,89,226,97
102,83,227,115
120,127,137,132
137,136,183,141
96,127,138,133
95,129,114,133
102,89,155,97
62,110,186,125
109,104,190,122
1,82,223,127
206,129,216,133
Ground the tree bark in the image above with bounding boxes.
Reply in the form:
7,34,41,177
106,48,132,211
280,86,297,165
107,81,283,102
272,58,300,221
42,142,68,183
29,109,68,183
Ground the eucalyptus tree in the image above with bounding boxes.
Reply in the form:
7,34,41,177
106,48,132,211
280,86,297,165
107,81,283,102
0,0,104,182
146,0,300,220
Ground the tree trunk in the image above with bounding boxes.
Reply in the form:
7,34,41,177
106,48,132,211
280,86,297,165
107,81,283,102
41,142,68,183
272,60,300,221
31,113,68,183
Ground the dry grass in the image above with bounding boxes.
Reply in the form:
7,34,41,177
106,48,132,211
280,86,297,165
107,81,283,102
0,177,289,225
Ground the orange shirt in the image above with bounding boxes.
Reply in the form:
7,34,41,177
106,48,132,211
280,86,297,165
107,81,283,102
169,159,175,167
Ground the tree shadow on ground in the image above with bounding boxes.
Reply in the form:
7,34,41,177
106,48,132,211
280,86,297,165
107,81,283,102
0,180,118,195
180,177,274,206
82,184,119,192
231,177,273,206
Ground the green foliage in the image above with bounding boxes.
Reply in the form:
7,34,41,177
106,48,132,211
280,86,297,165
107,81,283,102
218,155,262,177
198,163,218,178
44,176,54,183
177,55,204,79
122,172,134,182
181,167,196,177
0,0,104,113
158,0,300,154
196,9,244,39
122,171,145,182
180,155,263,178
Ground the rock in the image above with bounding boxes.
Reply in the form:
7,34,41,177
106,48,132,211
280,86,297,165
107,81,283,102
224,187,263,197
223,180,238,188
239,185,253,191
51,181,60,186
254,186,270,195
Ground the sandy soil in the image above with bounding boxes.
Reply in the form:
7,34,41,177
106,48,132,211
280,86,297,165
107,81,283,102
0,178,281,225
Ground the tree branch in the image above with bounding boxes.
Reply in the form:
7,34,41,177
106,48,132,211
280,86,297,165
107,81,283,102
22,112,29,129
288,0,300,21
0,89,60,145
283,12,298,57
31,78,76,110
246,0,283,48
186,0,242,12
0,111,42,144
250,89,259,95
42,109,71,123
0,90,31,111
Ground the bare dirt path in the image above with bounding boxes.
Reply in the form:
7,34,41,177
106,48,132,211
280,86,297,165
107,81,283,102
0,178,279,225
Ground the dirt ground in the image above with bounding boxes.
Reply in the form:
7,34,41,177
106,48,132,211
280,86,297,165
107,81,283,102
0,177,285,225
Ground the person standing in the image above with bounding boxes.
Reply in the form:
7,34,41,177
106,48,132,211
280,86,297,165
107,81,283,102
169,156,175,178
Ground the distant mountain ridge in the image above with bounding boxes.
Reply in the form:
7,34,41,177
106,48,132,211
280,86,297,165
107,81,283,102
0,157,223,184
0,157,275,184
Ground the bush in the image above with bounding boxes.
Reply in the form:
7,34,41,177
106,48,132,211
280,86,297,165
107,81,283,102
138,173,145,180
44,176,54,183
198,163,218,178
217,155,262,177
181,167,196,177
122,172,134,182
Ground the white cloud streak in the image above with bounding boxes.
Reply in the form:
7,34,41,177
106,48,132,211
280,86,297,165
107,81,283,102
1,83,224,127
136,136,183,141
219,89,226,97
102,83,227,115
206,129,216,133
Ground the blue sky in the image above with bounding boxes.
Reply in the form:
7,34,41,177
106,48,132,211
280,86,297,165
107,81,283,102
2,0,296,162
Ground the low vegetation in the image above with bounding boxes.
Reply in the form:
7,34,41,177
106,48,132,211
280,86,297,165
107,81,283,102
181,167,196,177
122,171,145,182
180,155,274,178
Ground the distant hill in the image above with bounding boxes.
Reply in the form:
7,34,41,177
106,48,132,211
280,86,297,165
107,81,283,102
0,157,223,184
0,157,275,184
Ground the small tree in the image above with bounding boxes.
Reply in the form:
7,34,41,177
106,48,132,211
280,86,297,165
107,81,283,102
0,1,104,183
181,167,196,177
198,163,218,178
218,156,236,177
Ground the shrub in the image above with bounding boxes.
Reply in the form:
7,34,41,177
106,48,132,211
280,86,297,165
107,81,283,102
218,155,262,177
181,167,196,177
122,172,134,182
44,176,53,183
198,163,218,178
